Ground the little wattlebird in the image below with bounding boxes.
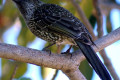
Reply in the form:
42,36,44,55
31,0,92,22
13,0,112,79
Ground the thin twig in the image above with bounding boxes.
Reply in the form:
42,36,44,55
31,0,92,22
100,2,120,15
93,0,103,37
93,0,119,79
70,0,97,40
51,45,61,80
52,70,59,80
10,64,18,80
57,45,62,54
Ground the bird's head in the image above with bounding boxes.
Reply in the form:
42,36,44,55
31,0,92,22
12,0,43,20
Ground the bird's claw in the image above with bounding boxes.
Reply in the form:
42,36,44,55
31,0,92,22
42,48,51,56
61,45,73,58
61,52,72,59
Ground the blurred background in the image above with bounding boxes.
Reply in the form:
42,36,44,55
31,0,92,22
0,0,120,80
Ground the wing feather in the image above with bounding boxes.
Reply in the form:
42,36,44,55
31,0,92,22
36,4,93,45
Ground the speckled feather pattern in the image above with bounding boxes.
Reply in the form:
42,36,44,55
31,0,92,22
26,4,93,45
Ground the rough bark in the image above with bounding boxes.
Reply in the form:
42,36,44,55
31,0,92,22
0,27,120,80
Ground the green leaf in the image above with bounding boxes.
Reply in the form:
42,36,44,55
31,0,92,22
106,14,112,33
80,0,93,18
14,62,27,78
41,67,56,79
41,0,65,4
1,59,15,80
1,59,27,80
89,15,96,28
63,1,76,14
0,0,18,39
0,0,2,5
18,77,31,80
79,60,93,80
18,16,36,46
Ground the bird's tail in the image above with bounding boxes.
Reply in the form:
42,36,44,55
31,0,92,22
75,41,111,80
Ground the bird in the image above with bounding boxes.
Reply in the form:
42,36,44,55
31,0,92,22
13,0,112,80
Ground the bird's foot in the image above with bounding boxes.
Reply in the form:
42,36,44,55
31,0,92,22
61,50,70,54
42,43,55,56
42,48,51,56
61,45,73,58
61,52,72,59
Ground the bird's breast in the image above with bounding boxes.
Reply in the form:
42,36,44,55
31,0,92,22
56,38,75,45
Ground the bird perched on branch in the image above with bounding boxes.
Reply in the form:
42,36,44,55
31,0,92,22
13,0,111,79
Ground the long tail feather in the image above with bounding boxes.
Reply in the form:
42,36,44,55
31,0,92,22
75,41,112,80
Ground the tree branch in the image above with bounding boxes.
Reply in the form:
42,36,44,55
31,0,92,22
100,2,120,15
101,2,120,10
63,69,86,80
0,43,80,71
52,70,59,80
93,27,120,52
0,27,120,80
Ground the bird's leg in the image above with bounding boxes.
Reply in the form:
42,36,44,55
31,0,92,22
42,43,55,50
66,45,72,53
42,43,55,55
61,45,72,57
61,45,73,58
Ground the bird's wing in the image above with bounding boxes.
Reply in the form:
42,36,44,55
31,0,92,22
36,4,93,45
